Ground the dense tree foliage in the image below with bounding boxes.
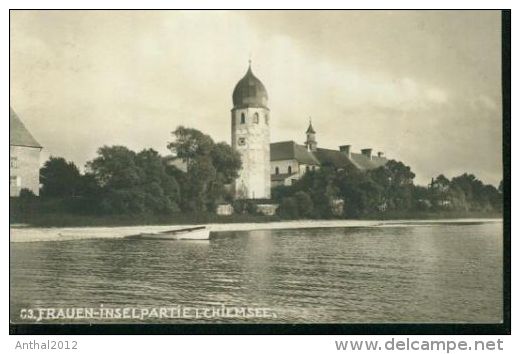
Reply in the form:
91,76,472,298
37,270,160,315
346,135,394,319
31,126,241,217
167,126,241,212
272,160,502,219
86,146,180,214
35,147,182,215
167,126,214,166
40,157,82,198
367,160,415,210
437,173,502,212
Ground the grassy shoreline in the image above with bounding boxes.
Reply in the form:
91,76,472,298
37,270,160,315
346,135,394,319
10,210,502,228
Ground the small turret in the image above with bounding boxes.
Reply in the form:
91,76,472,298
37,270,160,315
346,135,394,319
305,117,317,152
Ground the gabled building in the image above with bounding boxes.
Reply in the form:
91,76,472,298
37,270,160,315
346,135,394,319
10,107,42,196
270,121,388,187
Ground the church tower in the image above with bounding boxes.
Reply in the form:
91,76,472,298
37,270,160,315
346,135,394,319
231,62,271,199
305,118,317,152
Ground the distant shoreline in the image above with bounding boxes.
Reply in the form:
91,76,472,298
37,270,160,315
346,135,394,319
10,218,502,243
10,209,502,228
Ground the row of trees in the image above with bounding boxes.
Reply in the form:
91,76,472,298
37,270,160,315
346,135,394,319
34,126,242,215
416,173,503,212
39,148,181,214
274,161,503,219
27,126,502,219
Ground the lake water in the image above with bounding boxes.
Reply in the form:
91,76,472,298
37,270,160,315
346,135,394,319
10,221,503,323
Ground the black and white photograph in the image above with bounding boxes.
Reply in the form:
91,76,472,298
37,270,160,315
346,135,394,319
9,9,509,336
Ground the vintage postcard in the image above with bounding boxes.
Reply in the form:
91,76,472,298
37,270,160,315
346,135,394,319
9,10,509,334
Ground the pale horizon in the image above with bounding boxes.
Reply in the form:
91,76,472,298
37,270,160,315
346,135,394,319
10,10,503,186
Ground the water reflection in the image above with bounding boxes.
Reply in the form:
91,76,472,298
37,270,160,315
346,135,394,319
10,223,502,323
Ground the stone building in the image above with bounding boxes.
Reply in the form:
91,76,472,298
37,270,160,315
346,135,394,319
270,120,388,187
10,107,42,196
229,63,389,192
231,63,271,199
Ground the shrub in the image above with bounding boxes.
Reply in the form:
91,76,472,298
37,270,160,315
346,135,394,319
277,197,299,219
19,188,36,200
294,191,313,217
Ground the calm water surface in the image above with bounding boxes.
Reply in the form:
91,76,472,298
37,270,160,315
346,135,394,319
10,222,503,323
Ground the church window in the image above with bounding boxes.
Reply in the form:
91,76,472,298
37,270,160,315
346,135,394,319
306,166,310,173
240,113,245,124
238,137,246,146
275,167,279,175
288,166,292,174
253,112,259,124
10,156,18,168
265,113,269,125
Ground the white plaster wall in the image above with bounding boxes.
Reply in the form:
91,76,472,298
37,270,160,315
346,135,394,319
298,163,319,178
10,145,41,196
271,159,298,176
232,107,271,199
271,160,319,178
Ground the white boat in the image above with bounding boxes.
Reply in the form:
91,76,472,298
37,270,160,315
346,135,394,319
126,226,210,240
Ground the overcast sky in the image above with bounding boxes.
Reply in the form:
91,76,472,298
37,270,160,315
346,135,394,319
10,10,503,186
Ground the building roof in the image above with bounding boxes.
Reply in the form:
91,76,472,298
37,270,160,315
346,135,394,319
313,148,356,169
270,141,320,165
350,153,387,170
306,121,316,134
270,141,388,171
10,107,42,148
232,64,269,109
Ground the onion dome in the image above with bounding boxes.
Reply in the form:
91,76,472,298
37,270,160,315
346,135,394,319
232,63,268,109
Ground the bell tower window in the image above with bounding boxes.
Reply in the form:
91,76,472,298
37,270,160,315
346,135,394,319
253,112,259,124
288,166,292,174
240,113,245,124
265,113,269,125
